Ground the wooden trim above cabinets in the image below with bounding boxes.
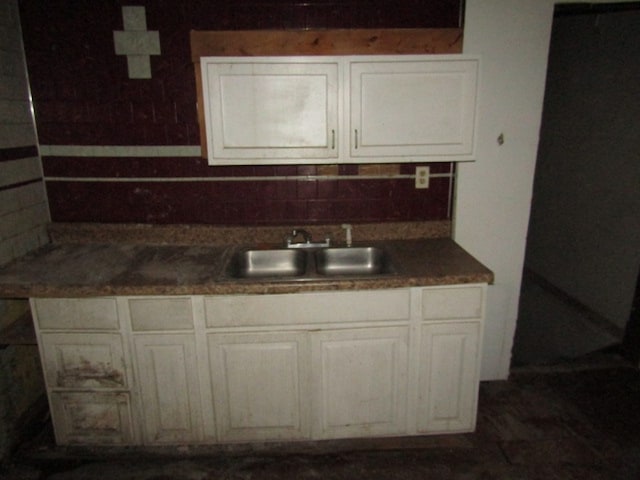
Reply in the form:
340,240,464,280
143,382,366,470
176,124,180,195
190,29,463,159
190,29,463,60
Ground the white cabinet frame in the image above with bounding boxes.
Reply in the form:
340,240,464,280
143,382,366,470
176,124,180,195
208,331,311,442
31,284,486,446
202,57,340,163
350,56,478,160
201,55,479,165
133,334,203,444
311,326,409,439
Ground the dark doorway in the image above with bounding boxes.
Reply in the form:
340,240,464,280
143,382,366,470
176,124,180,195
622,269,640,365
512,3,640,366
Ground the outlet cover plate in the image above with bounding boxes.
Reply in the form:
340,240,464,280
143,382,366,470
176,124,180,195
415,166,430,189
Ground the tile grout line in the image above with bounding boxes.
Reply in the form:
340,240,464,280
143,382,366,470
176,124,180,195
43,174,454,183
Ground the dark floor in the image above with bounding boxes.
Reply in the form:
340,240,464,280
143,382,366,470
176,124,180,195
512,270,623,366
2,354,639,480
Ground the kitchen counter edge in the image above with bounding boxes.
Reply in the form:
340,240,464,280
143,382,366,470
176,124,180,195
0,238,494,298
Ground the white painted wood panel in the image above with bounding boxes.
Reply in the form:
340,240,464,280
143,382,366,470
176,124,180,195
350,57,478,159
208,332,310,441
311,327,408,439
34,298,119,330
34,284,487,445
40,332,127,389
202,57,339,163
421,285,484,320
133,334,202,443
204,289,410,327
417,322,480,433
129,297,194,331
200,55,478,165
49,391,134,445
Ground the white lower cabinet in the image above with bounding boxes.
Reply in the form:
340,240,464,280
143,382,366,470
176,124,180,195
311,327,408,439
32,284,486,446
33,298,136,445
133,334,203,444
207,327,410,443
417,322,481,433
39,332,128,390
208,331,310,442
49,391,134,445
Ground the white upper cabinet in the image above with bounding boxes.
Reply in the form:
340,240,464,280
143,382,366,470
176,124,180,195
202,57,339,164
350,57,478,160
201,55,478,165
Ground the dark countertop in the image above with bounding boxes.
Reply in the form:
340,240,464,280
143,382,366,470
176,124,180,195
0,238,493,298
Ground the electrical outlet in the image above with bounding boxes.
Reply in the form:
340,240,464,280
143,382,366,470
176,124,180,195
415,166,430,189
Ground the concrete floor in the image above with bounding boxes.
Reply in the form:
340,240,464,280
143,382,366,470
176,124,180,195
2,354,639,480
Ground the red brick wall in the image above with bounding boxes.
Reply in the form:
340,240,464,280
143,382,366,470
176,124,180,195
19,0,462,225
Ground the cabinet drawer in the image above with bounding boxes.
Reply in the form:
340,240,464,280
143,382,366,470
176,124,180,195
40,333,127,389
33,298,119,330
128,297,194,331
50,392,134,445
205,289,410,327
421,286,484,320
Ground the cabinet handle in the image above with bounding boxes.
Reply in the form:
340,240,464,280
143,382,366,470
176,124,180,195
331,129,335,149
354,129,358,149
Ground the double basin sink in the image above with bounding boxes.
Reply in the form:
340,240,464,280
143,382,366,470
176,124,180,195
224,246,395,280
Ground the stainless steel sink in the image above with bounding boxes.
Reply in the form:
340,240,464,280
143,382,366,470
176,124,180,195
227,249,307,278
223,245,396,280
315,247,394,276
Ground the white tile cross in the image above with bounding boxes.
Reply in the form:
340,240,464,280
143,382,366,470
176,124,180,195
113,6,160,79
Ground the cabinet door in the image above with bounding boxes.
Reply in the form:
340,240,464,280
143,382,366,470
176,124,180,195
202,57,339,163
311,327,409,439
208,332,310,441
40,333,127,389
417,322,480,433
350,57,478,160
50,391,134,445
133,334,202,444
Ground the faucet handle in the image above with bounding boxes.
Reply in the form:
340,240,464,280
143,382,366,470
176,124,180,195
295,229,311,243
341,224,352,247
285,228,313,246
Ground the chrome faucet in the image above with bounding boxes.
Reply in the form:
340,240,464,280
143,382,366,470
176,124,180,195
285,229,331,248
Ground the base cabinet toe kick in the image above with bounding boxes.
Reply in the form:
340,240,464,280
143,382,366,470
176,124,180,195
30,284,486,445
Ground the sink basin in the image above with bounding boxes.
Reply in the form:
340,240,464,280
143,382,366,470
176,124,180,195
224,246,395,280
315,247,394,276
227,249,307,278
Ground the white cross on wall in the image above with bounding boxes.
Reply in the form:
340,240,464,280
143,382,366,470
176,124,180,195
113,6,161,79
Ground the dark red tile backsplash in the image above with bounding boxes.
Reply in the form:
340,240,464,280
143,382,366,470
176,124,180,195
20,0,462,225
46,176,452,225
